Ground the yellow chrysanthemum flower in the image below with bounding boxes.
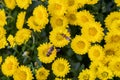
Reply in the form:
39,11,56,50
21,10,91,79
0,27,6,39
48,0,67,16
37,43,57,63
100,56,112,67
13,65,33,80
86,0,99,4
52,58,70,77
78,69,96,80
15,28,31,45
4,0,16,10
67,0,80,11
27,16,47,32
109,57,120,77
104,43,120,57
114,0,120,6
81,22,104,43
97,66,113,80
77,10,95,27
77,0,88,8
110,20,120,32
36,67,50,80
7,35,16,48
1,55,19,76
105,30,120,44
27,16,42,32
0,37,8,49
55,77,71,80
66,10,78,25
89,60,103,74
88,44,104,61
16,0,32,9
16,11,26,30
33,5,48,27
0,24,7,49
49,27,71,47
50,15,68,29
0,9,7,27
104,11,120,30
71,35,90,55
0,56,2,65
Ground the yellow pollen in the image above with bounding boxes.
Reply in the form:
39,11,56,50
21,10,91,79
8,62,13,70
57,63,65,72
111,35,120,43
68,0,75,6
56,18,63,26
115,62,120,71
54,3,62,10
101,72,108,78
93,50,100,57
81,15,89,22
89,27,97,36
69,14,76,21
77,41,85,49
105,49,115,56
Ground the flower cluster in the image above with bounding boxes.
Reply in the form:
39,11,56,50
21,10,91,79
0,0,120,80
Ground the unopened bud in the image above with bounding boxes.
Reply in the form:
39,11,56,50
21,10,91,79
22,51,29,57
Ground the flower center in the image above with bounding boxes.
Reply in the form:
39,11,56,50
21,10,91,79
69,14,76,21
54,3,62,10
19,71,27,80
111,35,120,43
39,71,45,76
68,0,75,6
33,19,39,26
56,18,63,26
115,62,120,71
38,71,46,79
81,15,89,22
57,63,65,72
8,62,13,70
101,72,108,78
37,13,43,19
111,18,119,24
77,41,85,49
56,34,64,41
117,25,120,30
88,27,97,36
43,48,49,57
83,74,89,80
105,49,115,56
93,50,100,57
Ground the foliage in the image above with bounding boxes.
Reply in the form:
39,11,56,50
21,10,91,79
0,0,120,80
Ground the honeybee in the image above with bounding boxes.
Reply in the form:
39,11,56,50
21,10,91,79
61,33,71,41
46,45,54,57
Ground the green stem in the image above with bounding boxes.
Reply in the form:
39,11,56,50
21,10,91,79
0,0,5,6
7,16,14,20
32,32,35,44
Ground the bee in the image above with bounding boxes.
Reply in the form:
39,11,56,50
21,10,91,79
46,45,54,57
61,33,71,41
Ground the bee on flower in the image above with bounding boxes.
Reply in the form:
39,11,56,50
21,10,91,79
37,43,57,63
49,27,71,47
